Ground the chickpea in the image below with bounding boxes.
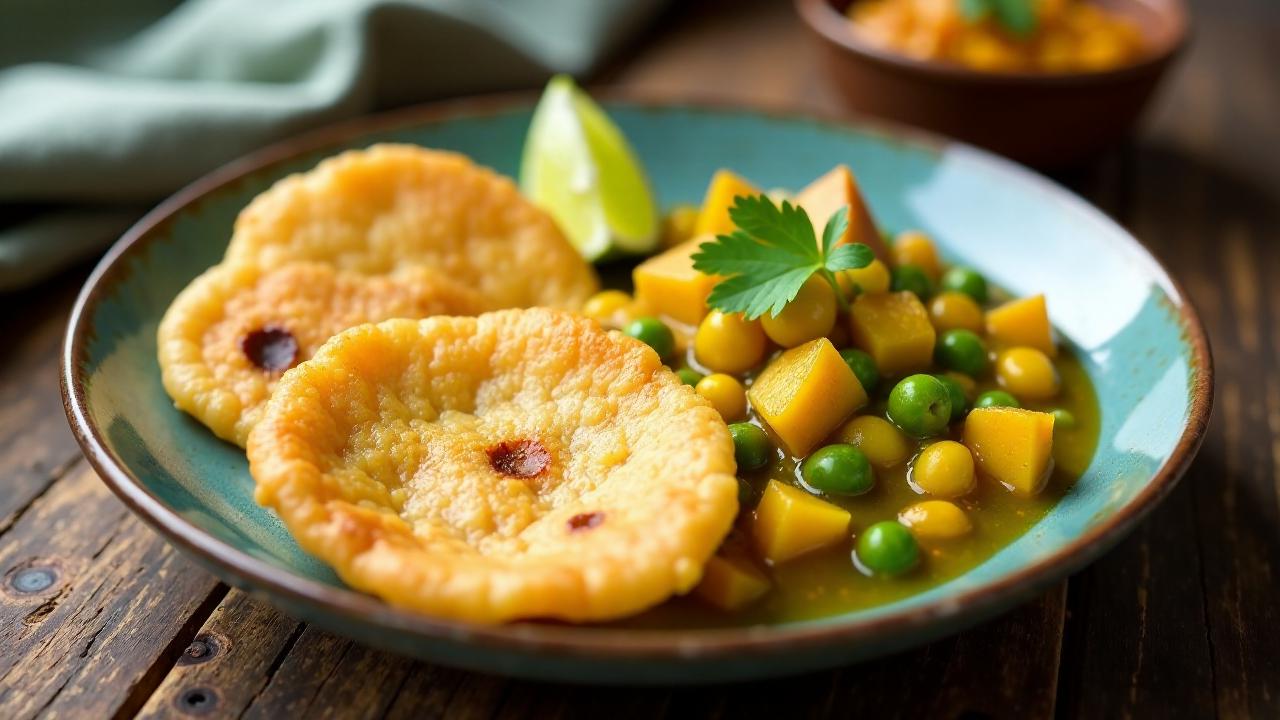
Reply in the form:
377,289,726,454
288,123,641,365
839,258,892,296
910,440,976,498
893,231,943,280
899,500,973,540
696,374,748,422
581,290,634,328
836,415,912,469
694,310,768,375
760,275,837,348
929,291,984,333
996,347,1060,401
661,205,700,248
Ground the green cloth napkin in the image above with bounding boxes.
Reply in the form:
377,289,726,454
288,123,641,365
0,0,666,290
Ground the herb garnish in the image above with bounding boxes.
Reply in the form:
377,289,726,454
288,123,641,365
690,194,874,320
959,0,1038,38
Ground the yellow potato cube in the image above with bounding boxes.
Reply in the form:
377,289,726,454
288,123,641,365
747,338,867,456
796,165,891,262
848,291,937,377
694,170,761,237
986,294,1057,357
753,480,852,564
632,237,720,326
693,553,771,611
963,407,1056,496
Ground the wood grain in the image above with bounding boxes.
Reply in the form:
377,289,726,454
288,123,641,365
1056,484,1217,718
1058,0,1280,716
136,589,303,719
1166,5,1280,708
0,465,224,719
0,270,91,533
240,627,417,720
190,586,1062,718
599,0,843,111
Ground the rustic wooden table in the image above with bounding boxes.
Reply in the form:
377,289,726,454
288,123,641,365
3,0,1276,717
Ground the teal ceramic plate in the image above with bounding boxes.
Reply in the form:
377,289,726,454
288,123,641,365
62,95,1211,684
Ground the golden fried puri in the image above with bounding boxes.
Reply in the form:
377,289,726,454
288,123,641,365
248,309,739,623
224,144,598,310
158,262,480,447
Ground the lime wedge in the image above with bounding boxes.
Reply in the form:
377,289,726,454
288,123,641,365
520,75,659,261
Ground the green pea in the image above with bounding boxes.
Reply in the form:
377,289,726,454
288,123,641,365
1051,408,1077,429
801,444,875,496
974,390,1021,409
676,367,705,387
936,329,988,376
890,264,932,299
940,266,989,304
855,521,919,576
838,348,880,394
887,374,952,438
934,374,968,423
624,317,675,360
728,422,771,471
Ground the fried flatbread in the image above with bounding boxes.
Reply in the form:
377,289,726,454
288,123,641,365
248,309,739,623
224,144,598,310
158,262,480,446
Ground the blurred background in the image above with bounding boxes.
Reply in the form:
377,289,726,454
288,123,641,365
4,0,1272,292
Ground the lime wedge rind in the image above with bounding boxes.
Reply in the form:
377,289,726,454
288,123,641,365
520,75,659,262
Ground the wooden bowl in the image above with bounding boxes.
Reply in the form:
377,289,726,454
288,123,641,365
795,0,1189,167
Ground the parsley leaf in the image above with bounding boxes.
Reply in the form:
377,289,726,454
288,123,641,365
690,194,874,320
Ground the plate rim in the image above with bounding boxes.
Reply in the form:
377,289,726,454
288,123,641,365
60,89,1213,662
